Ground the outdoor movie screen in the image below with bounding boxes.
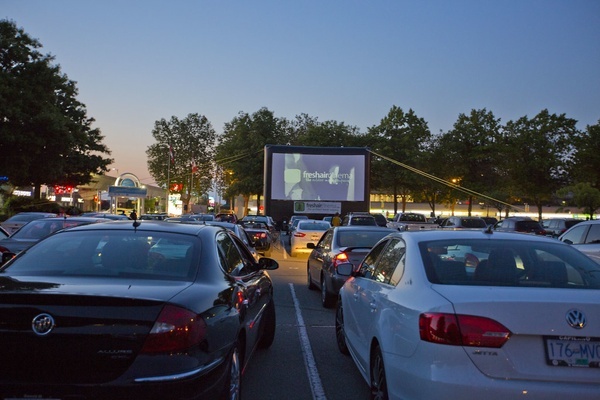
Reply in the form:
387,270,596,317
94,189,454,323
270,152,365,201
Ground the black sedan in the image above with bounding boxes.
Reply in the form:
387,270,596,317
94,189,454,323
0,220,278,399
238,221,272,257
307,225,396,308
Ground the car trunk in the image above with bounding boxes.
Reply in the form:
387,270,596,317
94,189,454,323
433,285,600,384
0,276,190,384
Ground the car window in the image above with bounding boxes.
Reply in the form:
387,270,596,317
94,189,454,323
317,230,333,251
371,238,405,285
419,239,600,288
461,218,486,228
216,231,255,276
585,224,600,244
3,231,197,281
560,225,587,244
359,239,389,279
298,221,330,230
337,230,393,248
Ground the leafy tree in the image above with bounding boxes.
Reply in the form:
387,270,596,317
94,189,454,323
571,120,600,189
365,106,431,214
0,19,112,199
215,108,289,214
437,109,503,216
146,113,216,212
558,183,600,219
504,109,580,220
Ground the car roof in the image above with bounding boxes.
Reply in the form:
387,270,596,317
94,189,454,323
388,228,557,243
60,220,223,235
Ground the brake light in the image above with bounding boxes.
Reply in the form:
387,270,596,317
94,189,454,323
141,305,207,353
293,232,306,238
0,246,10,253
419,313,510,348
332,252,349,268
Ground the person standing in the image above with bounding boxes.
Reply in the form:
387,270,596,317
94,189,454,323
331,212,342,226
129,210,137,220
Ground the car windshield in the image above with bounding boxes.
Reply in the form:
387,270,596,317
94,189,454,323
337,230,393,248
2,230,198,281
298,221,330,231
460,218,487,228
420,239,600,288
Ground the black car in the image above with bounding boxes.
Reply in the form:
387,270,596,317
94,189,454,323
306,225,396,307
238,220,272,257
0,221,278,399
542,218,584,238
493,217,546,235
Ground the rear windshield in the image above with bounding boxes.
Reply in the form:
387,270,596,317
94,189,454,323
298,221,330,231
2,230,198,281
420,239,600,288
349,217,377,226
460,218,487,228
515,221,542,231
337,230,392,248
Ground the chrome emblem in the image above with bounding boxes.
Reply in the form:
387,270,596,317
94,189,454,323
566,309,586,329
32,313,55,336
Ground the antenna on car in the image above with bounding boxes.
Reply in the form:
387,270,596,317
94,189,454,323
484,224,493,234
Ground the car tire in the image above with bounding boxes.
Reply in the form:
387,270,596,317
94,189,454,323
321,276,335,308
370,345,388,400
335,301,349,355
220,341,242,400
307,267,317,290
258,300,276,349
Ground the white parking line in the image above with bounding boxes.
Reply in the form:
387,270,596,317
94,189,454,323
288,283,327,400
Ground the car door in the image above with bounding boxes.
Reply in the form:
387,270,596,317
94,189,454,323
216,231,271,348
350,238,406,371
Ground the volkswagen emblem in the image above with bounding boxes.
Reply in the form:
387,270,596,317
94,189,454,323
32,313,55,336
566,309,586,329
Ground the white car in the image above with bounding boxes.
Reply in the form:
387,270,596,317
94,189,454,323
289,219,330,257
559,219,600,264
336,229,600,399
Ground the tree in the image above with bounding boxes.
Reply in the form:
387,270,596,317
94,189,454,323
0,20,112,199
365,106,431,214
504,109,580,220
571,120,600,189
437,109,503,216
215,108,289,215
146,113,216,212
558,183,600,219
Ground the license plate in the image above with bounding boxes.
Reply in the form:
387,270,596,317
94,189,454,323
545,336,600,367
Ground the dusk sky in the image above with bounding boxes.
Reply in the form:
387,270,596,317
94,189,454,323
3,1,599,187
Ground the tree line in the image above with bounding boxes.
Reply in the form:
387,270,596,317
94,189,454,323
2,19,599,219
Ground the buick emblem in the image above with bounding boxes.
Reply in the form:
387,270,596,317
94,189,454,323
32,313,55,336
566,309,586,329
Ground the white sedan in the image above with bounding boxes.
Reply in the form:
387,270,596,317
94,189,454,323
289,219,330,257
336,229,600,400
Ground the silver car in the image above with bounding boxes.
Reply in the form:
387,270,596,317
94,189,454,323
558,219,600,264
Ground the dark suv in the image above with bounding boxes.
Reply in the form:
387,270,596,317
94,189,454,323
541,218,584,238
493,217,546,235
341,212,377,226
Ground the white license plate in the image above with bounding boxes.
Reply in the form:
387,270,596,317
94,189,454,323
545,336,600,367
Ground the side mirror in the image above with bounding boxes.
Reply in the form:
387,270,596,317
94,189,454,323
336,262,354,277
258,257,279,270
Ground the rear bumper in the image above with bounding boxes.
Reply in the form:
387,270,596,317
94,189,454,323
0,357,229,400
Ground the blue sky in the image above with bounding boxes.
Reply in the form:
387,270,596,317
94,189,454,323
3,0,600,186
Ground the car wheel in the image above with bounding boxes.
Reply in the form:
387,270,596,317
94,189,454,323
370,345,388,400
335,301,349,355
258,300,276,349
307,267,317,290
220,342,242,400
321,277,335,308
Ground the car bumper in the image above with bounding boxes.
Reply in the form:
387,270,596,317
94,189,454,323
0,357,229,400
382,345,600,400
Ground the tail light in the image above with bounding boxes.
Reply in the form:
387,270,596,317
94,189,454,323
141,305,207,353
332,252,349,268
293,232,306,238
419,313,511,348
